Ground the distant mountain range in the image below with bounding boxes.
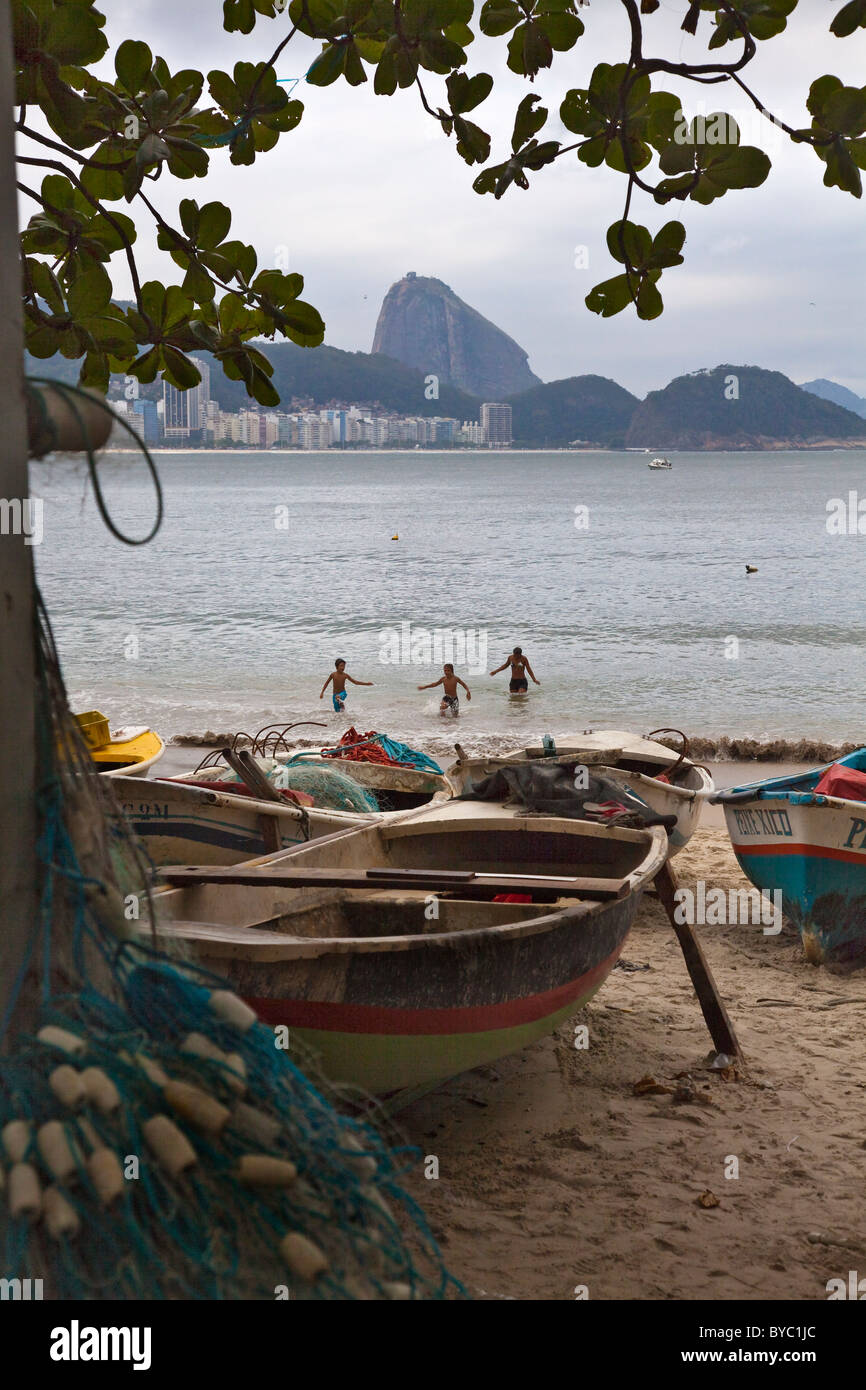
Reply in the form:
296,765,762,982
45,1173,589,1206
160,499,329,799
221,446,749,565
800,378,866,419
626,366,866,450
24,276,866,448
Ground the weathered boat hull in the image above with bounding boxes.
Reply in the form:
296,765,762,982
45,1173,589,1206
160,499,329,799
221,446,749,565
153,806,667,1097
111,776,376,867
235,893,640,1096
720,790,866,964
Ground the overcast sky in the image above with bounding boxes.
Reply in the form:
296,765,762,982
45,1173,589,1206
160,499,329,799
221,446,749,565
85,1,866,397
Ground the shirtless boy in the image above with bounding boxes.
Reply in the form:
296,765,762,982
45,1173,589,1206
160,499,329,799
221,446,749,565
319,659,373,713
418,664,471,719
490,646,540,694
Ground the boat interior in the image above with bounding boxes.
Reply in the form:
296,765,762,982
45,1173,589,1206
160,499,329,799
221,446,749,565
155,811,660,948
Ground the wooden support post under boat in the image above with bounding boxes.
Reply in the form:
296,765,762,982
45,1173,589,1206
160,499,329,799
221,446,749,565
654,859,741,1059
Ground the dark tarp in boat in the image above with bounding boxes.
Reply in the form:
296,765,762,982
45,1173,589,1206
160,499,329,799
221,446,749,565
457,760,678,830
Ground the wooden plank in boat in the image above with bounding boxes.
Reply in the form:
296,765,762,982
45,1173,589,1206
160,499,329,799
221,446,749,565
156,864,630,899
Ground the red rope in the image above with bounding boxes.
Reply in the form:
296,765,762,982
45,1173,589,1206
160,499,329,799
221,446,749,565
320,727,398,765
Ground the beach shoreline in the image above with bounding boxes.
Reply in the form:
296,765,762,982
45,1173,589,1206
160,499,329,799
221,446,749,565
397,825,866,1301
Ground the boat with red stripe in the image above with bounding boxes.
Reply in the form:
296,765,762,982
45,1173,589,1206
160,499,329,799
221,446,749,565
715,748,866,964
151,800,667,1102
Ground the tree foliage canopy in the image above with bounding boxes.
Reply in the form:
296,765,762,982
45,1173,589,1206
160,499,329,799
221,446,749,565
13,0,866,402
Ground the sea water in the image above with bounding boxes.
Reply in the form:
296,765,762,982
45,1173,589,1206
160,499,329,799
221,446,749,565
31,448,866,757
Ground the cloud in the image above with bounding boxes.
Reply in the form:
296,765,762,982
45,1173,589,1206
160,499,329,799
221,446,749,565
79,1,866,396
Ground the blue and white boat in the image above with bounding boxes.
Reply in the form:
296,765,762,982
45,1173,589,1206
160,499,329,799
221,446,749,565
714,748,866,964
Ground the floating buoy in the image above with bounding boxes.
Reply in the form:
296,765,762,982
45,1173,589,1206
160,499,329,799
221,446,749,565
181,1032,224,1062
134,1053,169,1087
37,1025,86,1056
745,565,758,574
164,1080,230,1135
49,1065,86,1109
87,1147,125,1205
222,1052,247,1094
383,1281,412,1300
143,1115,197,1176
237,1154,298,1187
37,1121,82,1181
342,1133,377,1180
2,1119,32,1163
209,989,257,1033
281,1230,329,1281
81,1067,121,1114
44,1185,80,1240
9,1162,42,1220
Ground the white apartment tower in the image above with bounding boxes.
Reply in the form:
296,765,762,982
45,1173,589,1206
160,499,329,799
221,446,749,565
480,402,512,447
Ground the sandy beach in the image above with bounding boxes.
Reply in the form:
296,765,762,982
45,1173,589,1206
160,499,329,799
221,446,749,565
398,825,866,1301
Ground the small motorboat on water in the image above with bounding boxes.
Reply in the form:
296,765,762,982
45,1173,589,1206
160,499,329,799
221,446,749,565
150,801,668,1100
714,748,866,964
648,456,672,470
447,729,713,856
75,710,164,777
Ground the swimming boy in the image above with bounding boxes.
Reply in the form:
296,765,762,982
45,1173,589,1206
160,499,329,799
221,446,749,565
418,664,471,719
490,646,540,694
319,659,373,713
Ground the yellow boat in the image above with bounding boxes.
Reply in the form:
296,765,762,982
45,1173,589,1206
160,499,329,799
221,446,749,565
75,710,165,777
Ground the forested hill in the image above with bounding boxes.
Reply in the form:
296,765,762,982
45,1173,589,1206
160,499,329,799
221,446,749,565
506,375,639,448
625,365,866,450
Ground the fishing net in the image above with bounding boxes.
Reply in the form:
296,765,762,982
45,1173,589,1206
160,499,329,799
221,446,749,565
198,758,380,814
0,594,462,1300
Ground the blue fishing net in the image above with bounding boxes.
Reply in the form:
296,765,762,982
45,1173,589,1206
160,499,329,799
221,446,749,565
0,595,464,1301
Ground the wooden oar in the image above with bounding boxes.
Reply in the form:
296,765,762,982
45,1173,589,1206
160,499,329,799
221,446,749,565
653,859,741,1058
157,864,629,901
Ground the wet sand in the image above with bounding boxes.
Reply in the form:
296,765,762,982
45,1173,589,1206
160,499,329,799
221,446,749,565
399,826,866,1301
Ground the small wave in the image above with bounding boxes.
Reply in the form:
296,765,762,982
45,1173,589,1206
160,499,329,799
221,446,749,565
170,729,863,763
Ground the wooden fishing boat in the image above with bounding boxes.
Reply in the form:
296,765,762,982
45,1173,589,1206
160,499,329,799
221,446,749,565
452,729,713,855
111,775,379,867
75,710,164,777
714,748,866,964
151,801,668,1099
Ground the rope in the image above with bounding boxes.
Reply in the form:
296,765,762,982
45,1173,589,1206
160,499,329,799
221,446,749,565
26,377,164,546
318,728,443,775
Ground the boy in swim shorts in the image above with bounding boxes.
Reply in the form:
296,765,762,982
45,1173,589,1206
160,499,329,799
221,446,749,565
418,664,471,718
490,645,540,693
319,658,373,712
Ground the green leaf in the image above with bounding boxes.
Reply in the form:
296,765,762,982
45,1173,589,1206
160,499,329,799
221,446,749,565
807,74,843,119
115,40,153,95
447,71,493,115
512,93,547,151
454,116,490,165
162,346,202,389
67,264,112,318
831,0,866,36
585,273,634,317
306,44,347,87
636,277,663,320
198,202,232,249
824,87,866,135
479,0,522,35
507,22,553,78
